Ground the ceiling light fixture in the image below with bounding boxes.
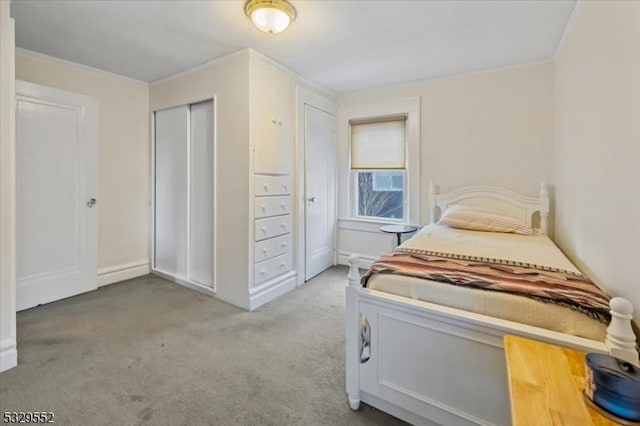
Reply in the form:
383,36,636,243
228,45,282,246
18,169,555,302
245,0,296,34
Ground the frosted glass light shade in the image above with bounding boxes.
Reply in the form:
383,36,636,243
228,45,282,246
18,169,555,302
245,0,296,34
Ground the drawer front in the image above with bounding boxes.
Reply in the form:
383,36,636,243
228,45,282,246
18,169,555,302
255,175,292,197
255,214,292,241
254,195,292,219
254,234,292,263
254,253,293,286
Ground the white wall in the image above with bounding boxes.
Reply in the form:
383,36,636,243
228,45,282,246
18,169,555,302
15,51,151,285
337,62,554,264
554,1,640,323
150,50,251,309
0,0,17,372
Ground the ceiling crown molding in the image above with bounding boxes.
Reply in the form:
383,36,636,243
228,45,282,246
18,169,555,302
15,47,148,87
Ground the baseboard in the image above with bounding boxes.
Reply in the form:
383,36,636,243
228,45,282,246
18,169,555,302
0,339,17,373
98,261,149,287
338,252,378,269
249,272,297,311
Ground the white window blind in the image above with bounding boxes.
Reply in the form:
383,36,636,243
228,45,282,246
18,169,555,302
350,116,407,170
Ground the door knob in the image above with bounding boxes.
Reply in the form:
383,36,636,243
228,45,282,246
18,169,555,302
308,196,316,203
87,198,97,208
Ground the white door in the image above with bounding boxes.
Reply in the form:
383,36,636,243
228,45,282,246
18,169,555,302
16,81,98,311
304,104,336,280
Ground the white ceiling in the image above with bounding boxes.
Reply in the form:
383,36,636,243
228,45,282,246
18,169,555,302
11,0,576,94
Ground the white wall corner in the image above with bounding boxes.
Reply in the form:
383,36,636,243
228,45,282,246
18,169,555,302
0,0,17,375
0,339,17,373
214,291,251,312
553,0,583,60
98,260,150,287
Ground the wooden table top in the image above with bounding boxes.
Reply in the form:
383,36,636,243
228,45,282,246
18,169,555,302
504,335,620,426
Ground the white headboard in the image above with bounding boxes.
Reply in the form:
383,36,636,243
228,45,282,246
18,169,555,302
428,181,550,235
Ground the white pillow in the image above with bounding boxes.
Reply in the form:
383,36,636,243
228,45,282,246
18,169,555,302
438,205,533,235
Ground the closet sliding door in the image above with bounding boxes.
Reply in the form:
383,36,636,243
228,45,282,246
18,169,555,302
189,101,214,287
155,106,189,279
154,100,214,291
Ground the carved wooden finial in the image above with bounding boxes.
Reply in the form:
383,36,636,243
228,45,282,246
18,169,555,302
429,181,437,224
347,255,361,288
606,297,639,366
539,182,550,235
540,181,548,196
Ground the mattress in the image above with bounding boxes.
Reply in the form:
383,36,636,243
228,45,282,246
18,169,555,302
367,225,607,340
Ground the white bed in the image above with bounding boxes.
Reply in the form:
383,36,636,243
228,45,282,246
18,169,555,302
367,224,607,341
345,182,638,426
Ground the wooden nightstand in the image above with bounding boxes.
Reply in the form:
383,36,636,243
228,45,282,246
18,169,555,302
504,335,619,426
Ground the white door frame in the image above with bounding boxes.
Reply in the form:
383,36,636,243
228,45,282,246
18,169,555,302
149,95,217,297
0,3,17,372
295,87,338,286
15,80,99,310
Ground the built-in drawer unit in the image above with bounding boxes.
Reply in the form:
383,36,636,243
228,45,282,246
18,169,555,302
254,214,292,241
254,234,292,263
254,195,292,219
254,252,293,286
254,175,292,197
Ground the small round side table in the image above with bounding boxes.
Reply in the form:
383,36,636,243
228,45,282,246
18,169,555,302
380,224,418,246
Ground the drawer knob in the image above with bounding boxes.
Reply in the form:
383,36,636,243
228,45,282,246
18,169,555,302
261,205,266,211
262,248,267,253
279,262,285,268
280,203,285,209
271,118,277,124
263,184,269,191
281,243,287,248
282,184,287,190
260,270,266,275
280,223,286,228
277,120,283,126
262,227,267,233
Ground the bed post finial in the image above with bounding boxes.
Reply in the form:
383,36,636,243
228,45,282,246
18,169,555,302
345,255,361,410
539,182,549,235
605,297,639,366
429,181,438,224
347,255,362,288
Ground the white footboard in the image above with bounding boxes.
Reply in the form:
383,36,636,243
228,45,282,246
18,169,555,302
345,255,638,426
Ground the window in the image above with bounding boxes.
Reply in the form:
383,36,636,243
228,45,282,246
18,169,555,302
372,172,403,192
356,171,404,219
350,116,407,220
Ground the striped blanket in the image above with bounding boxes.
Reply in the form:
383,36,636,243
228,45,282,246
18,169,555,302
362,248,611,324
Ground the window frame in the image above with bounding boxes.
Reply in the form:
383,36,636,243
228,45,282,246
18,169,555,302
339,97,420,225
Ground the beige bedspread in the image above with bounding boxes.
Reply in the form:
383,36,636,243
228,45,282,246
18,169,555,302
367,225,608,340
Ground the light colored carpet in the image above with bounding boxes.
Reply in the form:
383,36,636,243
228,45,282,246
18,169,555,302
0,266,406,425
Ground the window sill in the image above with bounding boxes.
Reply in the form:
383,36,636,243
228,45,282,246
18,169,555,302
340,217,407,225
338,217,410,233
